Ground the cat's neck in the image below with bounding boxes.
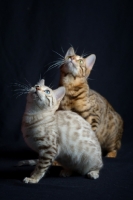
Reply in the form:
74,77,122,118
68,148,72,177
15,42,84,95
59,72,90,93
23,102,56,125
25,101,57,115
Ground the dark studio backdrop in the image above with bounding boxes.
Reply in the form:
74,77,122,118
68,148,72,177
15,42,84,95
0,0,133,199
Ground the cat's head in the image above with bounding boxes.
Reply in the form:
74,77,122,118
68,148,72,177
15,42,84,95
27,79,65,112
61,47,96,78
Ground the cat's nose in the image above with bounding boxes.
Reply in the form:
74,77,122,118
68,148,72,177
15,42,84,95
71,56,74,60
36,86,40,90
68,56,74,61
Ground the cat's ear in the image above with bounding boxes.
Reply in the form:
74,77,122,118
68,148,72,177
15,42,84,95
38,79,45,86
65,47,75,58
85,54,96,71
53,87,65,102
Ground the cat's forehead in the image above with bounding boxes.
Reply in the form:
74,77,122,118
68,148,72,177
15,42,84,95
34,84,51,91
75,55,83,60
41,85,51,91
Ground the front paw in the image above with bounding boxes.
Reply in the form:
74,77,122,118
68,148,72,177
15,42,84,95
106,150,117,158
87,170,99,179
23,177,39,184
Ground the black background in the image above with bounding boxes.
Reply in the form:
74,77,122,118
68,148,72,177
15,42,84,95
0,0,133,199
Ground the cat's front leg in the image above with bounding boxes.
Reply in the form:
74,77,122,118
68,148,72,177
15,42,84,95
17,159,38,166
89,115,100,133
23,152,56,184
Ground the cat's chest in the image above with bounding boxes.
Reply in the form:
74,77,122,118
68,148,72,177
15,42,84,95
22,125,46,152
60,95,72,110
60,93,92,111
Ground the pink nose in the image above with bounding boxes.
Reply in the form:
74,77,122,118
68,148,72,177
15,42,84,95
69,56,74,60
36,86,40,90
71,56,75,60
68,56,74,61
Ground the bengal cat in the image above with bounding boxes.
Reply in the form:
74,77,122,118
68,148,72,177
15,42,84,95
20,79,103,183
59,47,123,158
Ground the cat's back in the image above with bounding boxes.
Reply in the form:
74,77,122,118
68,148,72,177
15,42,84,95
55,110,99,143
89,88,110,107
56,110,92,130
89,88,123,121
55,110,102,173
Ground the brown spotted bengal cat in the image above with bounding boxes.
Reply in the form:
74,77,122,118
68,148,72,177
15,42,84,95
58,47,123,158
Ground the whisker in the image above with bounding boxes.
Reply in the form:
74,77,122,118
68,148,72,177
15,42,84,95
49,60,63,67
14,80,30,89
11,79,31,99
13,89,30,94
50,85,54,89
42,60,63,77
42,71,47,77
81,49,85,57
75,47,79,54
69,43,74,49
46,60,64,70
49,81,54,89
61,46,65,55
46,60,63,65
12,92,22,97
47,60,64,72
48,63,60,70
13,88,29,92
11,83,30,90
16,92,26,99
50,58,64,64
13,91,29,98
82,53,89,58
43,51,65,74
39,74,42,82
87,77,95,81
52,50,64,58
24,78,32,88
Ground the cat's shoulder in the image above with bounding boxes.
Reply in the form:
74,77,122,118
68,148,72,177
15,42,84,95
56,110,91,125
56,110,86,121
56,110,78,117
89,89,113,109
90,89,107,101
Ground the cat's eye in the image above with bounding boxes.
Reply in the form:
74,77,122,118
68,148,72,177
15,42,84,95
79,60,83,64
44,89,50,94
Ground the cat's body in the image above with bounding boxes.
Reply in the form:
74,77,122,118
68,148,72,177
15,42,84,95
21,79,103,183
59,47,123,157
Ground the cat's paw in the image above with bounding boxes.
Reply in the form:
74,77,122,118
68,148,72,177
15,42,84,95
87,170,99,179
106,150,117,158
23,177,39,184
60,169,72,177
17,160,37,166
17,161,26,166
52,161,62,166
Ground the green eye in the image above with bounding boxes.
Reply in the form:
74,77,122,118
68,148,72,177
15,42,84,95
44,90,50,94
80,60,83,63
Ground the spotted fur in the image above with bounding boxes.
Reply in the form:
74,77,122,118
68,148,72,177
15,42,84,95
59,47,123,157
21,79,103,183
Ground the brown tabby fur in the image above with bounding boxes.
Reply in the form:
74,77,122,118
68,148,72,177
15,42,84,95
59,47,123,157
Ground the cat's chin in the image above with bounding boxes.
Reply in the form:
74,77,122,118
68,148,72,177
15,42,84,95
67,61,75,69
32,92,42,102
61,63,76,76
33,92,37,97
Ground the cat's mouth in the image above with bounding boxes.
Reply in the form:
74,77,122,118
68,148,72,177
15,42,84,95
64,60,76,70
34,91,42,101
67,60,74,66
